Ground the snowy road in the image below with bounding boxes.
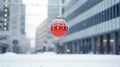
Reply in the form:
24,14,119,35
0,52,120,67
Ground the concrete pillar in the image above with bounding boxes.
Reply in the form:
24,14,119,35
85,39,88,53
88,39,91,53
74,41,76,53
80,40,83,54
79,40,82,53
77,40,80,54
74,41,78,54
69,42,73,54
106,34,111,54
99,36,104,54
84,39,87,53
114,32,119,55
91,37,97,54
82,40,85,54
56,45,59,53
64,43,68,54
66,42,70,54
72,42,75,54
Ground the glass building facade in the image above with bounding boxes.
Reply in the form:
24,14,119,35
20,4,26,35
57,0,120,55
48,0,60,24
0,0,9,53
0,0,4,31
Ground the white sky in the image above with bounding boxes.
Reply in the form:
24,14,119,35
22,0,48,48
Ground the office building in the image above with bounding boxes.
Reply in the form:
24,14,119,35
36,19,49,52
47,0,61,52
9,0,30,53
0,0,10,53
0,0,30,54
21,4,26,35
48,0,60,24
58,0,120,54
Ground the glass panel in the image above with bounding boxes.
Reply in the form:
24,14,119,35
118,32,120,54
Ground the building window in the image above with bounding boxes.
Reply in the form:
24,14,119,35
0,26,3,30
65,0,103,22
118,32,120,54
110,34,114,54
67,2,120,35
0,20,2,23
102,34,115,54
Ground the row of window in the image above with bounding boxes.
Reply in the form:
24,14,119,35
0,0,4,10
68,2,120,35
63,0,79,12
0,10,4,30
0,11,3,17
64,0,103,22
63,32,120,54
65,39,92,54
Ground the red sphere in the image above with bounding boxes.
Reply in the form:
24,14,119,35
50,18,68,37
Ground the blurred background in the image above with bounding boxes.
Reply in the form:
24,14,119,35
0,0,120,55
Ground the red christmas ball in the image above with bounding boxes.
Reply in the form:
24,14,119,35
50,18,68,37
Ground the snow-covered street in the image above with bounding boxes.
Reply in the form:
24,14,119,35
0,52,120,67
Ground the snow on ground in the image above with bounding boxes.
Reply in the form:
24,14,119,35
0,52,120,67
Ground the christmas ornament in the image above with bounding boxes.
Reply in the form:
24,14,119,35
50,18,68,37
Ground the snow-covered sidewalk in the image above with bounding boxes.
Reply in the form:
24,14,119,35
0,52,120,67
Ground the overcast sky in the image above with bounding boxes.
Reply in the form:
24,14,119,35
22,0,48,48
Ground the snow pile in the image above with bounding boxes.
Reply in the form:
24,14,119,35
42,52,56,55
3,52,17,55
0,53,120,67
